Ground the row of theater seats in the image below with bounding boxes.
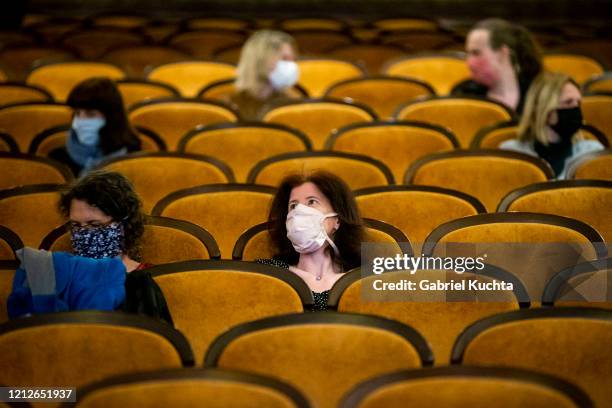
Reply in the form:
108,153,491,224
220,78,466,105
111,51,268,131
0,185,609,312
0,265,610,407
0,145,612,218
1,94,610,154
0,54,609,104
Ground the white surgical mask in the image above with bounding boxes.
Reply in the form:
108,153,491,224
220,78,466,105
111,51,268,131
286,203,339,255
269,60,299,90
72,116,105,146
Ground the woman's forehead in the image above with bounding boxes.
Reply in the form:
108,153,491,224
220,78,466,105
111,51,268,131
289,182,326,201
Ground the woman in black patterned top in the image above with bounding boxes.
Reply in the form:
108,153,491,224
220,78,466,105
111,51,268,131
258,171,364,311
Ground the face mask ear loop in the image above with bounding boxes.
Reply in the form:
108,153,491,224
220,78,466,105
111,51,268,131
321,213,340,256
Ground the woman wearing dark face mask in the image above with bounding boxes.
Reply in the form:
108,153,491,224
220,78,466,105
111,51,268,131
49,77,141,176
230,30,300,120
258,171,364,311
452,19,542,113
59,170,172,324
500,72,604,178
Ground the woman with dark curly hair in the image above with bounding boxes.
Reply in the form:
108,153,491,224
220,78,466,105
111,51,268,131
50,77,141,176
258,171,364,311
452,18,542,113
59,170,172,323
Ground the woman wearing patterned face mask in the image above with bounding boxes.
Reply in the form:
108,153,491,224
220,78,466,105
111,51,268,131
452,19,542,113
59,170,172,323
258,171,364,311
230,30,300,120
500,72,604,178
49,77,141,176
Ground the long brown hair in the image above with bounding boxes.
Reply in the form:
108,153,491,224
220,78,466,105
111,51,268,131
268,171,363,270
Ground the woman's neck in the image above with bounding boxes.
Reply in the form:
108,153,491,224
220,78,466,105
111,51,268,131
297,247,338,280
122,255,140,273
487,67,520,110
256,84,275,100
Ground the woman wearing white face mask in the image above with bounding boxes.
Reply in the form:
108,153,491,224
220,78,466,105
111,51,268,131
258,171,364,311
49,77,141,176
230,30,300,120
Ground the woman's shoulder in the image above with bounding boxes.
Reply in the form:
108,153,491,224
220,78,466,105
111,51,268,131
498,138,537,154
256,258,290,269
573,139,605,156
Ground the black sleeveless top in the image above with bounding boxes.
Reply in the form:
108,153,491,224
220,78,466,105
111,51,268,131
256,258,330,311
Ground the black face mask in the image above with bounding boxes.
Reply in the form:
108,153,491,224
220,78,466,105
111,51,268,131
550,106,583,142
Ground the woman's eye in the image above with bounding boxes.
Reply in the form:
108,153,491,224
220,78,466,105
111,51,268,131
289,203,296,210
308,199,317,205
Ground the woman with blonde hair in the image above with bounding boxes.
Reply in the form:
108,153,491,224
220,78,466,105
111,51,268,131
500,71,604,178
230,30,299,120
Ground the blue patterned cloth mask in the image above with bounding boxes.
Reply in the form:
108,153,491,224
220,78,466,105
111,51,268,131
71,222,124,259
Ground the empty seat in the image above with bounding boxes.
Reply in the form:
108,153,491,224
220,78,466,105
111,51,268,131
26,61,126,102
116,79,180,110
0,184,66,247
97,152,234,213
423,212,606,302
0,102,72,152
184,17,253,31
0,152,72,190
326,44,410,75
289,30,355,55
72,368,310,408
167,29,246,59
262,99,376,149
383,53,470,95
279,18,347,31
542,258,612,308
326,121,458,182
0,226,22,261
297,58,364,97
582,94,612,147
0,82,53,106
0,311,193,391
147,61,236,97
405,150,553,211
232,218,412,261
178,122,312,182
543,53,605,84
102,45,190,79
247,151,394,189
498,180,612,242
40,215,221,262
452,308,612,408
394,96,514,148
372,18,439,31
151,184,276,258
330,266,527,365
146,260,312,359
583,72,612,94
0,45,77,81
380,30,461,51
205,312,433,408
355,185,485,247
340,366,593,408
0,133,17,153
324,76,435,119
59,28,145,59
89,14,150,29
566,149,612,181
128,98,238,150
